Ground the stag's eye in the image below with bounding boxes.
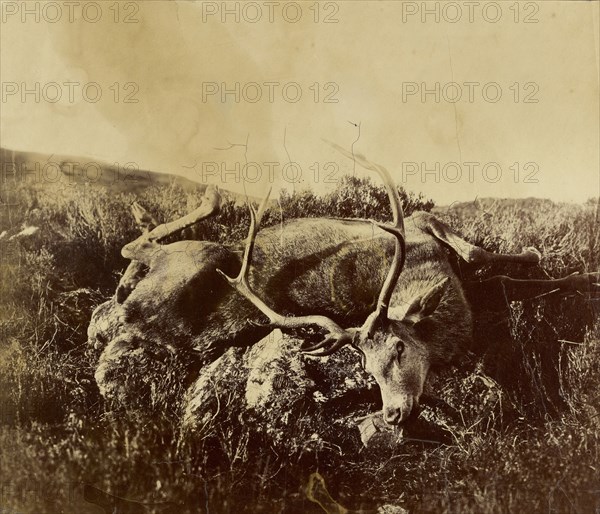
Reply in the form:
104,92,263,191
396,340,405,361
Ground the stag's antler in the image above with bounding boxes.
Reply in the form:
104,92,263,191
217,144,406,356
217,190,357,355
326,141,406,338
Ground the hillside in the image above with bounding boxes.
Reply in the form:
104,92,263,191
0,147,255,204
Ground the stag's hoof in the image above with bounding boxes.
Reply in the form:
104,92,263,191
131,201,157,230
521,247,541,263
563,272,600,294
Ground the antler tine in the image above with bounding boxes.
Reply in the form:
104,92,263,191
325,140,405,232
326,140,406,337
301,337,354,356
218,190,356,355
131,202,158,232
237,187,272,283
218,189,272,299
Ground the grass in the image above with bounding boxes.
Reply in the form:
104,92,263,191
0,179,598,513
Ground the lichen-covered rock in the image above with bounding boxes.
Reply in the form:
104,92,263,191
182,345,248,437
183,330,378,455
179,329,511,457
94,333,195,411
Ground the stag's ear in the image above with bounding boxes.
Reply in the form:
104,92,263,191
404,277,450,325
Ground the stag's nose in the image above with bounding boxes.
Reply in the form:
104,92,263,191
383,407,402,425
383,396,417,425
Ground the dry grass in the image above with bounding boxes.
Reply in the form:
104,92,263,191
0,181,598,513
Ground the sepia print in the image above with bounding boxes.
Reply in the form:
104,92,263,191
1,1,599,512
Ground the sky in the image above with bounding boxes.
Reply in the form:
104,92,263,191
1,0,598,204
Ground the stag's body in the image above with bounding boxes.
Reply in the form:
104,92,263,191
91,209,475,423
111,214,469,361
90,146,598,425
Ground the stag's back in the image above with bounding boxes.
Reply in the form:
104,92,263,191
243,213,472,365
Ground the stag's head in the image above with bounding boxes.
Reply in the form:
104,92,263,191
301,143,453,425
350,275,450,424
219,142,450,426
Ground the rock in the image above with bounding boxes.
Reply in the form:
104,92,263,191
182,330,380,454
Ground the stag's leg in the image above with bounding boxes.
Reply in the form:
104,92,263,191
116,186,221,303
116,262,149,304
412,213,599,308
121,185,221,264
464,272,600,311
116,201,158,303
414,212,541,265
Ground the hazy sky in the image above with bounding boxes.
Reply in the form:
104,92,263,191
1,1,598,203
